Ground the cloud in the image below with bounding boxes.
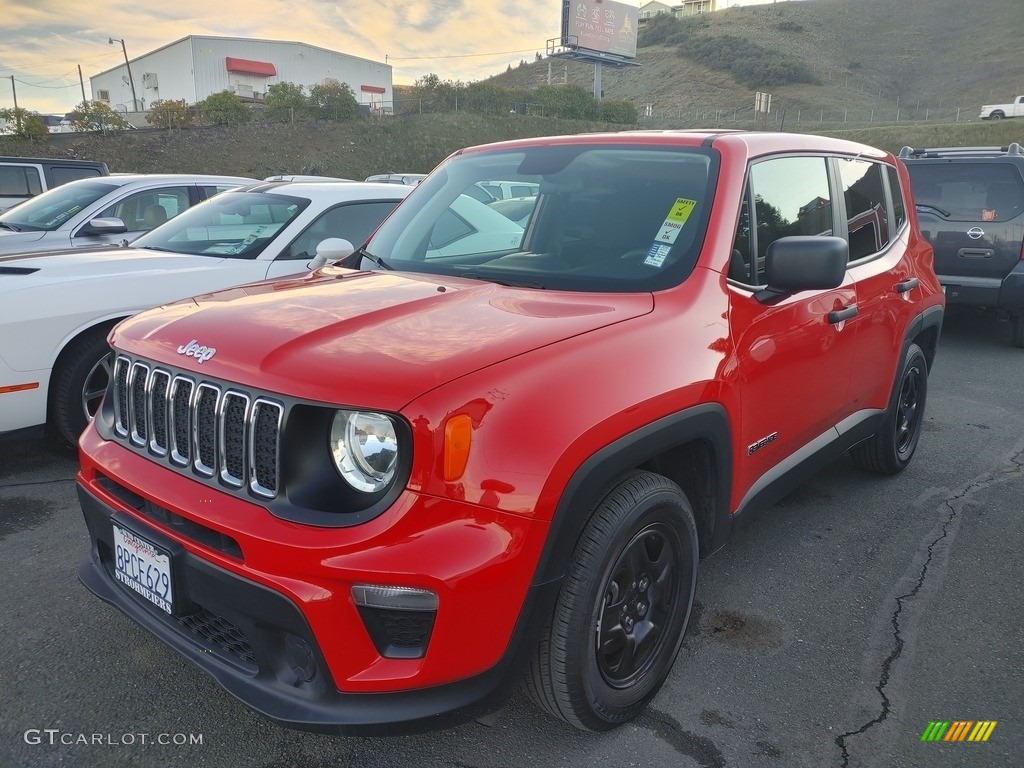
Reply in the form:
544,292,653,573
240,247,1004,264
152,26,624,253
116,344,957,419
1,0,562,114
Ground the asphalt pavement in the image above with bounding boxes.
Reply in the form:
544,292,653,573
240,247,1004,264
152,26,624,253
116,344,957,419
0,308,1020,768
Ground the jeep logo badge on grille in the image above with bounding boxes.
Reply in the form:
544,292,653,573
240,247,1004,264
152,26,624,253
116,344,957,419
177,339,217,364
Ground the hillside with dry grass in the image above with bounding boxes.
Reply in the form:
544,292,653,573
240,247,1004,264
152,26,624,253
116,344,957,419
489,0,1023,128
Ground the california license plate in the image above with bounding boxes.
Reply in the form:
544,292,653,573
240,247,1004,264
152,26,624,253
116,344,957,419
113,525,173,614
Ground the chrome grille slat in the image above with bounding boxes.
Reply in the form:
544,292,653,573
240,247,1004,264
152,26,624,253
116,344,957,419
113,356,130,437
109,355,282,500
219,392,250,487
169,376,194,466
148,370,170,456
250,399,283,498
193,384,220,477
128,362,150,447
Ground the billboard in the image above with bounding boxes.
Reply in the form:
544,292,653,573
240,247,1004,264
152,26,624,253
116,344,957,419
560,0,639,60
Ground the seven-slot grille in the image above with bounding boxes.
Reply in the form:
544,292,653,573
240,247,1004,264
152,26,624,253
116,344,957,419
111,355,283,498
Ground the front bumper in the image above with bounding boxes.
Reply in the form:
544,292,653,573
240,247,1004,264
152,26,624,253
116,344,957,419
77,429,556,733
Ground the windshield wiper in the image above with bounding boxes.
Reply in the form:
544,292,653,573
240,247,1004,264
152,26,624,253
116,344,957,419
338,245,393,271
459,270,545,289
0,222,22,232
915,203,952,218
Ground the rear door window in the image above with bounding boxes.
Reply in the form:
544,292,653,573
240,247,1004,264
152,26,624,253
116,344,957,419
836,159,891,261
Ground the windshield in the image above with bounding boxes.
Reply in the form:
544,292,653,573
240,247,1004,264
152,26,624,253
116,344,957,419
0,180,121,231
365,144,718,292
130,190,310,258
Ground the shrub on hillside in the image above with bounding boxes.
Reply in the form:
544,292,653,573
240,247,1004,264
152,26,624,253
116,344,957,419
678,35,818,88
264,82,310,122
196,91,251,125
309,79,358,120
67,101,130,132
638,14,689,47
599,100,638,125
0,107,49,141
146,99,193,129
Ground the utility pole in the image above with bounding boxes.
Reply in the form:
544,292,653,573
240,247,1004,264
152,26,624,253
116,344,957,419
109,37,137,112
10,75,20,133
77,65,87,106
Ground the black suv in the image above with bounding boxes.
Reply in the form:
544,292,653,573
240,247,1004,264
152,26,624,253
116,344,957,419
901,143,1024,347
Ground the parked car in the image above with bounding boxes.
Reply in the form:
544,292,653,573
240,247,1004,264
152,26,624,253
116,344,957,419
77,131,943,734
263,175,356,182
0,174,256,256
0,181,412,443
900,143,1024,346
0,156,109,213
364,172,427,186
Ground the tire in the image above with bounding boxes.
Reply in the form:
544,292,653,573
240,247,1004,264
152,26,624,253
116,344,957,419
525,471,699,731
990,111,1004,120
50,326,115,445
1012,315,1024,349
850,342,928,474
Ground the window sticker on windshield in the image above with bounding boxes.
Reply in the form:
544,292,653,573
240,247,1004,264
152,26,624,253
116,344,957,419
644,243,673,268
228,225,269,253
655,198,698,245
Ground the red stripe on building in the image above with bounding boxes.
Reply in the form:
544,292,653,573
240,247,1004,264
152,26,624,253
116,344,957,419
225,57,277,76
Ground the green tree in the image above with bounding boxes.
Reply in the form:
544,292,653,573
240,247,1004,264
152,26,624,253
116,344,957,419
145,99,193,128
0,107,49,141
599,99,638,125
67,100,130,132
264,82,309,122
195,90,251,124
532,84,600,120
308,79,358,120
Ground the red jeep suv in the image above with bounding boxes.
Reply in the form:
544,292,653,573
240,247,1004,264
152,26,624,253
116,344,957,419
77,131,945,733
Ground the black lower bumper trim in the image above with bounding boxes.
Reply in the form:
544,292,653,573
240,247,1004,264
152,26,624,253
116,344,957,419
78,481,555,734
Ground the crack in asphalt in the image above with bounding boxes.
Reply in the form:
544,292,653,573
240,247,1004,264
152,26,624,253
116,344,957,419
0,477,77,489
835,445,1024,767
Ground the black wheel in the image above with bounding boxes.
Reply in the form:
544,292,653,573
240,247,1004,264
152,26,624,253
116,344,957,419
990,111,1004,120
850,342,928,474
50,326,114,444
525,471,698,731
1012,314,1024,349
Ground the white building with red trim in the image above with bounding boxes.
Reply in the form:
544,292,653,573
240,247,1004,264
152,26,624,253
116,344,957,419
89,35,392,116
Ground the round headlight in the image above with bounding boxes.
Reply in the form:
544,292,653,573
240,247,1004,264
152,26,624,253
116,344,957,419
329,410,400,493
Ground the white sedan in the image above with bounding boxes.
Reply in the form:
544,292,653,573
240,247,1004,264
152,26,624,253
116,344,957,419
0,181,414,443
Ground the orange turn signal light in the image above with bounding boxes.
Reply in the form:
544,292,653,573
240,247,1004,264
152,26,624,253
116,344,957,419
443,414,473,481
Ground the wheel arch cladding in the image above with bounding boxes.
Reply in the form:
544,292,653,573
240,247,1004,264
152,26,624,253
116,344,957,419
532,403,732,588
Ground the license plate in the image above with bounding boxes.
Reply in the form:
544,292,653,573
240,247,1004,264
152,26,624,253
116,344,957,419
113,525,173,614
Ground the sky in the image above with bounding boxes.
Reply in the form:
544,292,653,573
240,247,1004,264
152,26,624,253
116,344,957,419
1,0,782,116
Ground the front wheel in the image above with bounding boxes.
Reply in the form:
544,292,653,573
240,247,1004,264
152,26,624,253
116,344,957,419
50,326,114,445
850,342,929,474
525,471,698,731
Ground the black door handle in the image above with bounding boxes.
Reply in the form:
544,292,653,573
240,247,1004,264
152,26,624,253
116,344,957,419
828,306,859,324
896,278,919,293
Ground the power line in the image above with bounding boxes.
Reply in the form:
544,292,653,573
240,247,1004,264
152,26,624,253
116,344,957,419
12,77,79,90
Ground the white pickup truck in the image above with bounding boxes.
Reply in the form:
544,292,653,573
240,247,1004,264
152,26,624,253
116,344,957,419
979,96,1024,120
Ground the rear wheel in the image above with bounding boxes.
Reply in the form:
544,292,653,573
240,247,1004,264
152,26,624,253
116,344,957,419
50,326,114,445
850,342,928,474
525,471,698,731
990,111,1005,120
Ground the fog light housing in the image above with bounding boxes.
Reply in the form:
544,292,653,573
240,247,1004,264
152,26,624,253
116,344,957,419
351,584,438,659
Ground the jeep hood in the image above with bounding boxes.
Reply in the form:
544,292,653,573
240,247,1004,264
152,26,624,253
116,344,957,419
113,269,653,411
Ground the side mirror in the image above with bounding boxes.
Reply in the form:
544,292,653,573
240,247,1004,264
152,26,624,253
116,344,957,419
307,237,354,270
81,217,128,236
756,236,848,302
